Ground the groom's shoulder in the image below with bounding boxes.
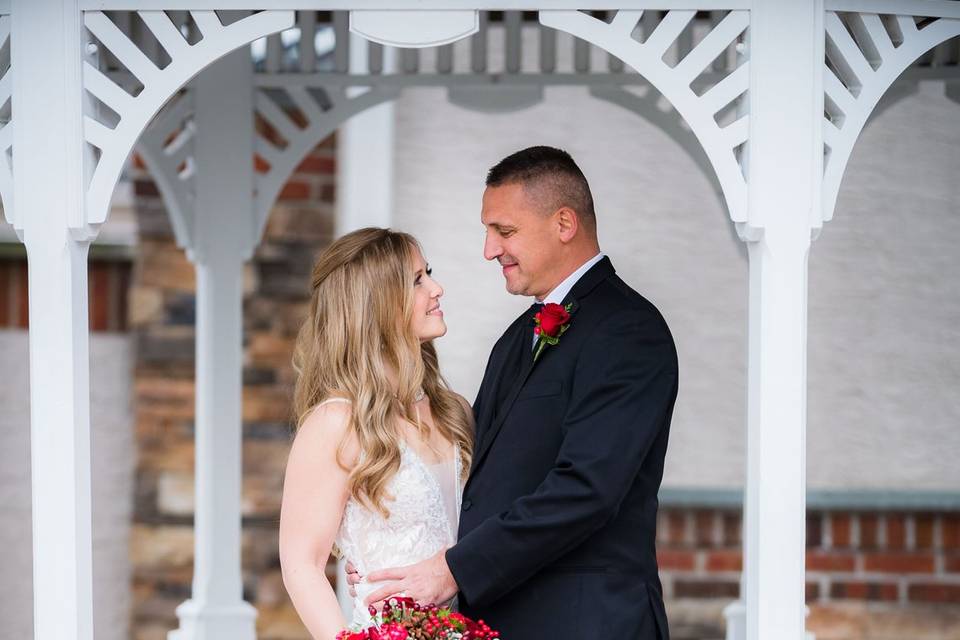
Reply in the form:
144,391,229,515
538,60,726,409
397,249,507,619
582,275,675,344
592,274,667,321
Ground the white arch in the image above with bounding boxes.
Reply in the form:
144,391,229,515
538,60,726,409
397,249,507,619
822,12,960,220
82,10,294,230
252,83,399,235
540,9,751,223
0,14,12,218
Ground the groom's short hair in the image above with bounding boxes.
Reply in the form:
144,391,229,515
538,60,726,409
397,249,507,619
486,146,596,232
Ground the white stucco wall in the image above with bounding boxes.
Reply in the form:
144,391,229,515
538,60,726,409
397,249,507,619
0,331,135,640
392,74,960,491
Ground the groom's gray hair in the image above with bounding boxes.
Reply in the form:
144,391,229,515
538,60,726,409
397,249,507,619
486,146,597,232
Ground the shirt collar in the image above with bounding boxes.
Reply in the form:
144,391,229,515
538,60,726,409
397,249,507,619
537,252,605,306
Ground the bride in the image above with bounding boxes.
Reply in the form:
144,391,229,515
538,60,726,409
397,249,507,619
279,227,473,639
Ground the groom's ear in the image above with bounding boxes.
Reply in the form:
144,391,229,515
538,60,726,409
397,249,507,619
556,206,579,244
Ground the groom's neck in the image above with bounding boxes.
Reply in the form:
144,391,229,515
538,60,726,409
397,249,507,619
536,243,601,301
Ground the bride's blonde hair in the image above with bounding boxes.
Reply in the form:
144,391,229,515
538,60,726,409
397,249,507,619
292,227,473,517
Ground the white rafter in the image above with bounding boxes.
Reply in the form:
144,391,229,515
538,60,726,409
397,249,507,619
135,90,196,249
82,9,294,229
252,84,399,236
822,11,960,220
540,9,750,222
0,14,11,220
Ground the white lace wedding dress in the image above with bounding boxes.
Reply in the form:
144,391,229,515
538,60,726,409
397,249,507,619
317,398,463,627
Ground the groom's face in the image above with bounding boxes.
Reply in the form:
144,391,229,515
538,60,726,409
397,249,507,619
481,182,558,299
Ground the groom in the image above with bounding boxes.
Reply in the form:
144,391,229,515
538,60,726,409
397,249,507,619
362,146,678,638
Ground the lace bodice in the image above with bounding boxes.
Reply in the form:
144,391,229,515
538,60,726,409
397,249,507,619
319,399,463,626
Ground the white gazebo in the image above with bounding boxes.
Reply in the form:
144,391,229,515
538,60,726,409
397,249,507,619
4,1,958,639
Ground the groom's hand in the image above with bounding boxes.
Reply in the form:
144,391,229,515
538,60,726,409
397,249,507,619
363,548,458,607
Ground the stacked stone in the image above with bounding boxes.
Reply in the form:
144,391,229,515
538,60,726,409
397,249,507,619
128,136,336,640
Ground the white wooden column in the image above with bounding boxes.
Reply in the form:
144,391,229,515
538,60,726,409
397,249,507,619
335,34,395,237
738,2,823,640
12,2,97,639
169,49,258,640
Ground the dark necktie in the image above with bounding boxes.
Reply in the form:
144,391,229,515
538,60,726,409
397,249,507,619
527,302,544,351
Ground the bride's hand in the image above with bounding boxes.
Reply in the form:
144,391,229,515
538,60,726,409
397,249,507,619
344,560,362,598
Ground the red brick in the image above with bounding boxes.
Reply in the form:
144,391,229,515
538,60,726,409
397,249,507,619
666,510,687,546
945,553,960,573
89,263,110,332
915,514,935,549
657,548,696,571
253,154,270,173
831,514,851,547
829,580,899,602
674,579,739,599
907,582,960,604
806,551,856,572
694,510,715,546
705,550,742,572
860,514,879,549
278,181,311,201
886,514,906,549
320,182,336,203
296,154,335,175
0,261,10,327
943,515,960,550
722,512,741,546
806,581,820,603
863,552,935,574
17,262,27,328
807,513,823,547
134,179,160,197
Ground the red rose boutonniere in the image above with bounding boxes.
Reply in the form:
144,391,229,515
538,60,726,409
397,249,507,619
533,302,573,362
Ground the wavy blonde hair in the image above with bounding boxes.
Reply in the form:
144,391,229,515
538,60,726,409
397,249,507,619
292,227,473,517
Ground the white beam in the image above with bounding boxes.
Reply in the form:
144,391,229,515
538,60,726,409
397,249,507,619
335,34,395,236
169,49,258,640
82,1,751,9
13,2,97,640
739,1,822,640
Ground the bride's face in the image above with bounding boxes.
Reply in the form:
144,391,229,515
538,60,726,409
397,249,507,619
409,247,446,342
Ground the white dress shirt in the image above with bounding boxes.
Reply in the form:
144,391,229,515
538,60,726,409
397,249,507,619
532,252,605,346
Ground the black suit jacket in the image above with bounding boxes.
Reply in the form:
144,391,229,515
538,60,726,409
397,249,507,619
446,257,678,639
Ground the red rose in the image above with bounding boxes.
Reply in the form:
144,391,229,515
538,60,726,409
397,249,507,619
536,303,571,337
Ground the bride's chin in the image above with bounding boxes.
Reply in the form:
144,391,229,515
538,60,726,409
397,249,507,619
419,323,447,342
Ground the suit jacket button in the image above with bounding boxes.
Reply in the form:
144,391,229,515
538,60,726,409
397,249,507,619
462,499,473,511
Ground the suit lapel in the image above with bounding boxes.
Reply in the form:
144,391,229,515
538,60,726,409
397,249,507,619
471,257,617,471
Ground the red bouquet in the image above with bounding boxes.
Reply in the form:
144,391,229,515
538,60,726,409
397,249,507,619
337,598,499,640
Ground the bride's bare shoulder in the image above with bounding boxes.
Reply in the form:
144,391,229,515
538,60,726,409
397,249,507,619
292,398,360,465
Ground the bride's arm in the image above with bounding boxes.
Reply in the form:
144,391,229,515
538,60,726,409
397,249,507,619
279,402,357,640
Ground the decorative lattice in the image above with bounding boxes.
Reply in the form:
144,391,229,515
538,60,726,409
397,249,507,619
136,90,195,248
0,15,11,218
252,84,398,227
82,10,293,227
823,11,960,220
540,9,750,222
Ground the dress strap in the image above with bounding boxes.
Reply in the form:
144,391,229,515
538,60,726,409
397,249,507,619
315,397,351,408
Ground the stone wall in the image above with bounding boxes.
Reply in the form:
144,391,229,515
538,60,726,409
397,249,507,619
127,137,337,640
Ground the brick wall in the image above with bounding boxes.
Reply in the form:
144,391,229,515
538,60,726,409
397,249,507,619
128,136,337,640
657,507,960,639
0,256,131,331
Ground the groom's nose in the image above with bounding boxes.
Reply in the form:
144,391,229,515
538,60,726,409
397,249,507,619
483,233,501,261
